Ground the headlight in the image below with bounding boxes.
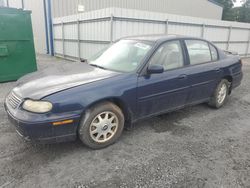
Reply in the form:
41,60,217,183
22,100,53,113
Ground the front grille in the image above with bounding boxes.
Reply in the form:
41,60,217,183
7,92,22,109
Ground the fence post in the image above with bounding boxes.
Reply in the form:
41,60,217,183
165,19,169,34
77,19,81,60
21,0,24,9
61,21,65,57
227,26,232,51
47,0,54,56
201,24,205,38
110,14,114,43
246,29,250,57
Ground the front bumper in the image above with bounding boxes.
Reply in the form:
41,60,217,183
5,103,81,144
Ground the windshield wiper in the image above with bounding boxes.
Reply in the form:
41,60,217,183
89,63,107,70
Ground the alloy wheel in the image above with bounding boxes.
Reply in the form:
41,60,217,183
217,83,227,104
89,111,119,143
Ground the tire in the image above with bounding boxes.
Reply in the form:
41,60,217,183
78,102,124,149
208,79,230,109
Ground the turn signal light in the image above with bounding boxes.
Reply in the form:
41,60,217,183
53,120,74,126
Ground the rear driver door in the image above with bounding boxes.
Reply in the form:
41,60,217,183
184,40,222,104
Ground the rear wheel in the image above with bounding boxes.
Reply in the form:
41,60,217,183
78,102,124,149
209,79,230,109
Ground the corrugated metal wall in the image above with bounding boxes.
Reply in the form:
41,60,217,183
52,0,223,20
8,0,22,8
53,8,250,60
23,0,47,54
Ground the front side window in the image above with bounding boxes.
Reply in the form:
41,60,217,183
89,40,152,72
185,40,212,65
149,40,184,71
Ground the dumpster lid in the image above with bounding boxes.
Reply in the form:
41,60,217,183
0,7,31,14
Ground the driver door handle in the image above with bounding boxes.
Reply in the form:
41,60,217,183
215,68,222,73
178,74,187,80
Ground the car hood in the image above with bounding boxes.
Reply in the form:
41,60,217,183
13,62,120,99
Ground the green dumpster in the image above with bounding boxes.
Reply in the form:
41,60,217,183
0,7,37,82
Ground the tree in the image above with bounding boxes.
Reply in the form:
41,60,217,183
238,0,250,23
214,0,250,23
213,0,236,20
243,0,250,7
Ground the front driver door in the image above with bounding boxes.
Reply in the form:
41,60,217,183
137,40,189,119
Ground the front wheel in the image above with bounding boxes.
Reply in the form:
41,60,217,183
78,102,124,149
208,79,230,109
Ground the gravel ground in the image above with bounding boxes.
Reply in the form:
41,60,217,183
0,55,250,188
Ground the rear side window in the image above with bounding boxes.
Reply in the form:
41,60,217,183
209,44,218,61
185,40,211,65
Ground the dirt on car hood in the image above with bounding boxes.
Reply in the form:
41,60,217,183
12,62,120,99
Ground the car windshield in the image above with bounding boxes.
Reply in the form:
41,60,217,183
88,40,153,72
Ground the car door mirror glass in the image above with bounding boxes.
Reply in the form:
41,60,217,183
147,64,164,74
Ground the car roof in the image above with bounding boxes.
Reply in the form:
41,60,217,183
122,34,204,43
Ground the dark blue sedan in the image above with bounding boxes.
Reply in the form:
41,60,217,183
5,35,243,149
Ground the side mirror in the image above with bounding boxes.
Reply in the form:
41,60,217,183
147,64,164,74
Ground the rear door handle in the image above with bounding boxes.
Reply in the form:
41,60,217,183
215,68,222,72
178,74,187,80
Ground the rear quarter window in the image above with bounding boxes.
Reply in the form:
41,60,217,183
209,44,218,61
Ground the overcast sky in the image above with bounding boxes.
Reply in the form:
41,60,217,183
234,0,244,7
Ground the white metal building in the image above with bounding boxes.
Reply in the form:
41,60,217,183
0,0,224,55
52,0,223,20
